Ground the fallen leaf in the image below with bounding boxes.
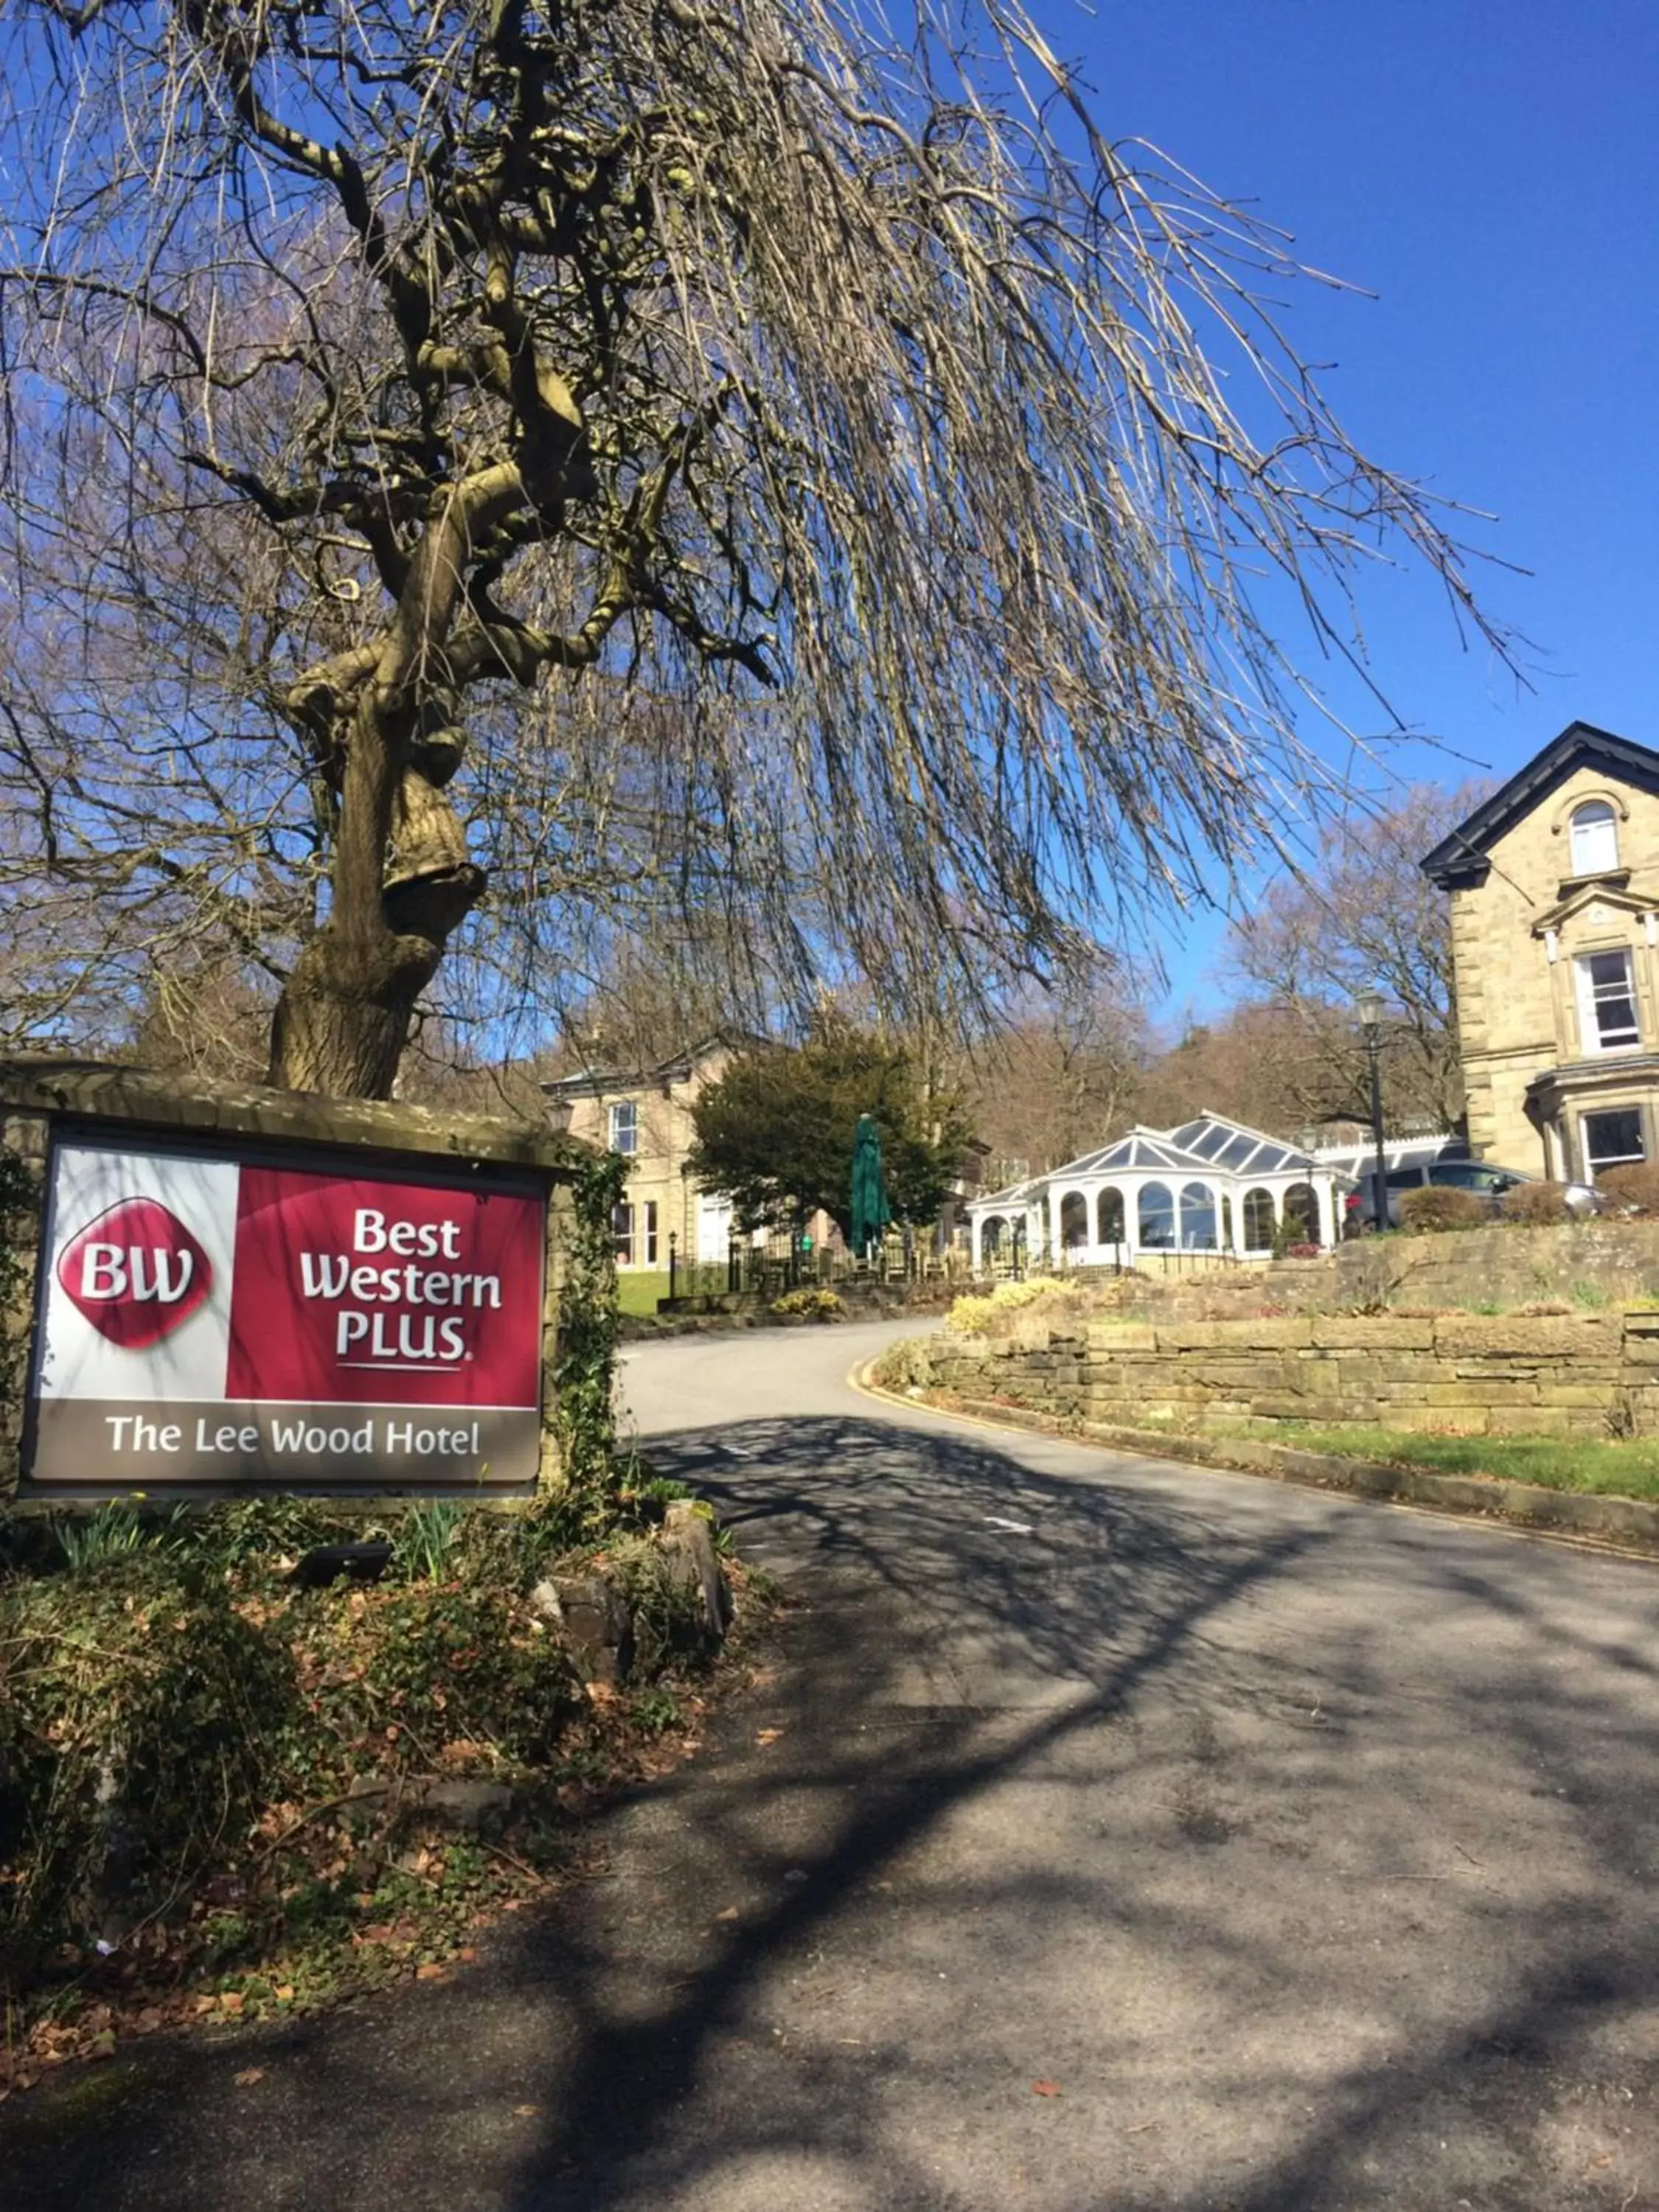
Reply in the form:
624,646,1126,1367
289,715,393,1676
274,1986,296,2004
756,1728,784,1746
218,1992,245,2016
1032,2080,1061,2098
234,2067,265,2087
454,1946,479,1963
512,2104,541,2118
714,1906,740,1922
415,1963,447,1982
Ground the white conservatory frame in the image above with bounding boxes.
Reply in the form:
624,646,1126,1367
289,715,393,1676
967,1113,1343,1273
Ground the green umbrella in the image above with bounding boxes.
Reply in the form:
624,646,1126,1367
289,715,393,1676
850,1112,891,1260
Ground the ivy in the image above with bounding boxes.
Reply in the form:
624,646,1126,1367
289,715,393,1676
0,1141,38,1478
548,1148,629,1529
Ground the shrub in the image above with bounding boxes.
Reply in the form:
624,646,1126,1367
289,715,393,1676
770,1287,845,1321
1500,1180,1576,1225
0,1554,297,1961
0,1484,708,1976
947,1275,1071,1333
1596,1164,1659,1215
297,1576,583,1771
1397,1185,1488,1234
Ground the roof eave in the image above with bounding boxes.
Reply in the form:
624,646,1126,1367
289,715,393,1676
1420,721,1659,888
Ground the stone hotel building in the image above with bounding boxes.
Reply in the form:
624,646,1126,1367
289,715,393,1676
1422,722,1659,1184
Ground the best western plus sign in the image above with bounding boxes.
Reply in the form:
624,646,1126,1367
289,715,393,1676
29,1138,547,1492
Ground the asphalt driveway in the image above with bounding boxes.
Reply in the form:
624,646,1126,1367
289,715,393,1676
6,1317,1659,2211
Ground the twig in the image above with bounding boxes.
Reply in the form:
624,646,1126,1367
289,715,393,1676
480,1840,549,1886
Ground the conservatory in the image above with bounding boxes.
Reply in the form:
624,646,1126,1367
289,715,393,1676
967,1113,1344,1273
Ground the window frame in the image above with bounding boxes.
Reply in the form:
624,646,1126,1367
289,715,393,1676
1582,1108,1646,1180
1568,799,1620,877
1241,1187,1276,1252
1137,1180,1175,1250
1575,947,1641,1054
611,1200,636,1267
608,1099,639,1155
1178,1180,1217,1251
1281,1181,1318,1243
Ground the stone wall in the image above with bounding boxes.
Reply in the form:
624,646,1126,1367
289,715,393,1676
1331,1219,1659,1310
1062,1220,1659,1325
914,1307,1659,1440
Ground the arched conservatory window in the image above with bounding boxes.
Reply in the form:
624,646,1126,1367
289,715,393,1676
1570,799,1619,876
1242,1188,1276,1251
1138,1181,1175,1249
1060,1192,1088,1249
1180,1183,1218,1251
1282,1183,1318,1244
1097,1187,1126,1245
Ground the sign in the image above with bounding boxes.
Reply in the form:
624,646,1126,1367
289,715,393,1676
26,1135,547,1492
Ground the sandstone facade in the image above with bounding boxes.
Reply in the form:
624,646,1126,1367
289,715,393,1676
919,1307,1659,1441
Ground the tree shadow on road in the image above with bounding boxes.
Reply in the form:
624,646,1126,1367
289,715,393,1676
7,1413,1659,2212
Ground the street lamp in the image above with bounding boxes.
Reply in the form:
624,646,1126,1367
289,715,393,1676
1357,990,1388,1231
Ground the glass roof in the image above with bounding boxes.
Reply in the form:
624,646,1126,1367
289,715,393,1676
1166,1116,1310,1175
973,1115,1321,1210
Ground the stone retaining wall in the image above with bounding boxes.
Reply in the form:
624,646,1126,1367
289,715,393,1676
1056,1220,1659,1326
912,1308,1659,1439
1332,1220,1659,1310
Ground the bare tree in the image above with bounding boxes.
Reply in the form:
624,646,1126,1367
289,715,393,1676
1134,1000,1321,1140
1,0,1507,1098
1231,783,1488,1130
964,981,1148,1177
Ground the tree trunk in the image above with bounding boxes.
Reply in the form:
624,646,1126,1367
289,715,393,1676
265,684,485,1098
265,924,444,1097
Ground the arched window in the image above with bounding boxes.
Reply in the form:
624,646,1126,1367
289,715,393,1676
1242,1188,1276,1251
1097,1186,1126,1245
1282,1182,1318,1244
1571,799,1619,876
1060,1192,1088,1249
981,1215,1005,1258
1138,1181,1175,1249
1180,1182,1217,1251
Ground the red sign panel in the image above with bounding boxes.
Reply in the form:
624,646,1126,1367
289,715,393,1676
28,1138,548,1493
226,1166,543,1408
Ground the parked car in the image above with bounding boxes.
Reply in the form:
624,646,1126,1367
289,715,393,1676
1343,1158,1598,1231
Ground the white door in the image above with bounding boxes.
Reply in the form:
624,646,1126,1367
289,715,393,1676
697,1193,733,1262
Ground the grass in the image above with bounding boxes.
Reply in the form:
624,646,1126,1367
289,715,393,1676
616,1270,672,1316
1208,1418,1659,1500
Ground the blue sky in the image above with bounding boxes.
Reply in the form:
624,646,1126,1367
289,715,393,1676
1071,0,1659,1023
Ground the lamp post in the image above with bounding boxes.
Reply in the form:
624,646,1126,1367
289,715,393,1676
1357,990,1388,1231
